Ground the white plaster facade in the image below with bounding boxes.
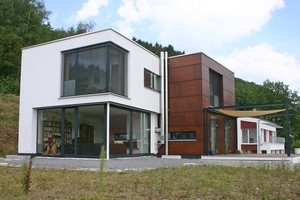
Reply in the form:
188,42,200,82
237,117,285,154
19,29,161,156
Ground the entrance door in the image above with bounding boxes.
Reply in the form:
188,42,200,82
210,116,217,154
224,117,230,154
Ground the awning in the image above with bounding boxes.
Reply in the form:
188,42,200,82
214,109,286,117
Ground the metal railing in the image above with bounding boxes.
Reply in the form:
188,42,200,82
268,136,285,143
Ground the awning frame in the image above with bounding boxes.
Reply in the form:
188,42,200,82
204,102,300,156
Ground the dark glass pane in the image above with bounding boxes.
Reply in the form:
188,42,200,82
37,109,62,156
109,107,130,155
209,70,220,107
110,47,126,96
77,105,105,156
64,108,75,154
77,48,107,95
63,53,77,96
144,70,151,88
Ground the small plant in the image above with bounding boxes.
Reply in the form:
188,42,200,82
21,158,33,194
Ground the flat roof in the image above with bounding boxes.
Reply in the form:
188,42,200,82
21,28,159,58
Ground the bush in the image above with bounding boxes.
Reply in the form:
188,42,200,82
292,140,300,148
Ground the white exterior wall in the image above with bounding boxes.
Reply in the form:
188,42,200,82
19,29,161,154
260,143,284,154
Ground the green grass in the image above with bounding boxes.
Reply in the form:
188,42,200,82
1,162,300,199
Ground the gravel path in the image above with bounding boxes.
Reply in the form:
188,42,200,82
0,155,293,172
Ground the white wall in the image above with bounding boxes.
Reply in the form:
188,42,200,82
19,29,161,154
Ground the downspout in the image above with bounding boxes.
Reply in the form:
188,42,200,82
165,52,169,155
106,102,110,159
160,52,165,147
257,118,262,154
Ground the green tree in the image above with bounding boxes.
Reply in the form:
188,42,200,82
0,0,94,94
132,37,185,56
235,78,300,139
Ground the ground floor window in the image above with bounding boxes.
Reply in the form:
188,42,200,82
109,107,150,156
37,104,150,157
242,129,257,143
168,132,196,140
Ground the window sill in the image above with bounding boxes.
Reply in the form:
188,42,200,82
168,139,197,142
144,86,161,93
59,92,130,100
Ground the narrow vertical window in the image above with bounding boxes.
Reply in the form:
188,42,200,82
144,69,160,91
209,70,221,107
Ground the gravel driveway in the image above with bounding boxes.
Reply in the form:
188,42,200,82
0,155,294,172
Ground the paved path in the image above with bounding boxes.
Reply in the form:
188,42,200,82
1,155,298,172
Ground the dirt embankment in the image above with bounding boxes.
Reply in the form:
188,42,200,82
0,125,18,156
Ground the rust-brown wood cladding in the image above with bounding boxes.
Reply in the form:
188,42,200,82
165,53,235,155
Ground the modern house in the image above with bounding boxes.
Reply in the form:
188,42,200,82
18,28,236,158
237,117,285,154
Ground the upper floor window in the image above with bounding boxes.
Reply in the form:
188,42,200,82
209,70,221,107
63,43,127,97
144,69,160,91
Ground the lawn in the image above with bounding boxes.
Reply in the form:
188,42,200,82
1,162,300,199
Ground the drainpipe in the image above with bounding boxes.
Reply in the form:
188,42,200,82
165,52,168,155
106,102,110,159
160,52,165,147
257,118,262,154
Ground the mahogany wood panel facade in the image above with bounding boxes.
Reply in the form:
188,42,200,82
164,53,235,155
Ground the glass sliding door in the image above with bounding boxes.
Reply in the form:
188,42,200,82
37,109,62,155
132,112,150,155
109,107,130,156
224,117,230,154
210,116,217,155
77,105,105,156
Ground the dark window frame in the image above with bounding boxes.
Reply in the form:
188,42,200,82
144,68,161,91
62,42,128,97
168,131,196,140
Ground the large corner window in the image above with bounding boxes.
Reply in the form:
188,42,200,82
144,69,161,91
209,70,221,107
63,43,128,97
169,132,196,140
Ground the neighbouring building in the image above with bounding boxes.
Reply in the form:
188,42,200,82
237,117,285,154
18,28,236,158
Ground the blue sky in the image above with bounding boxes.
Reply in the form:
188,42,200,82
43,0,300,93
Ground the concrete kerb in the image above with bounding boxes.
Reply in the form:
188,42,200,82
201,155,300,164
5,155,31,162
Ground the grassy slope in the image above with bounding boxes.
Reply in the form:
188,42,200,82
1,164,300,199
0,93,19,126
0,93,19,157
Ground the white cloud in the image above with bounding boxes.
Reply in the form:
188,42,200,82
116,0,284,52
213,43,300,92
75,0,108,21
